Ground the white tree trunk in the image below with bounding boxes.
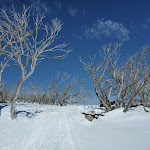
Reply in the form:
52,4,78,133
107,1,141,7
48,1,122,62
10,79,24,119
0,6,70,119
0,69,4,84
0,74,1,84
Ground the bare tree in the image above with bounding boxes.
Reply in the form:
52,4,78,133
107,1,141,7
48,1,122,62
0,6,71,119
81,43,150,113
139,65,150,112
0,82,12,103
123,48,149,112
18,82,49,104
28,82,44,104
17,85,30,102
80,45,114,112
106,44,148,109
104,43,124,108
48,72,89,106
0,18,16,83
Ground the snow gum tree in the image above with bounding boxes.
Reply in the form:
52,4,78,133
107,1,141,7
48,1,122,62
47,72,89,106
80,45,114,112
0,6,71,119
81,43,150,113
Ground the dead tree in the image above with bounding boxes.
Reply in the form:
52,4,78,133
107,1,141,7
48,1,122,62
105,43,125,108
103,44,150,112
0,83,12,103
28,82,43,104
0,19,15,83
123,48,150,112
48,72,88,106
139,65,150,112
106,44,143,108
81,43,150,113
0,6,71,119
139,82,150,112
17,85,30,102
80,45,114,112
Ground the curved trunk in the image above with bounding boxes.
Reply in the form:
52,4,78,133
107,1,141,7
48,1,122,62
123,97,135,113
10,66,35,119
10,79,24,119
143,104,149,112
96,92,111,112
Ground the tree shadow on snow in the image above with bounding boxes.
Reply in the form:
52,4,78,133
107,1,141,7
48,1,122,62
0,104,8,116
0,104,8,111
16,110,43,118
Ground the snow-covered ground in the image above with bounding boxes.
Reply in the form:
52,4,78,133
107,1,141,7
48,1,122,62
0,103,150,150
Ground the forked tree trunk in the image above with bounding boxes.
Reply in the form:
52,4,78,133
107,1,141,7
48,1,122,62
123,97,135,113
95,92,111,112
10,79,24,119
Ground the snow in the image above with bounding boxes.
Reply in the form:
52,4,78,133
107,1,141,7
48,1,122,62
0,103,150,150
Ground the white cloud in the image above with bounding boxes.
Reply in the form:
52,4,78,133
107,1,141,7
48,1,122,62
69,8,78,16
30,0,50,15
82,19,129,42
30,0,62,15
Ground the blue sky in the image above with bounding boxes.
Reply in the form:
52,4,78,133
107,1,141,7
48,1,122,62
1,0,150,103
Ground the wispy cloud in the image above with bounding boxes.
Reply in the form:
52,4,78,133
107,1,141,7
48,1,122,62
142,18,150,29
30,0,62,15
145,18,150,23
73,34,83,40
30,0,50,15
80,19,129,42
69,8,78,16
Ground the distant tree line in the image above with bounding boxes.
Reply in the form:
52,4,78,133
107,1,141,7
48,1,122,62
18,73,88,105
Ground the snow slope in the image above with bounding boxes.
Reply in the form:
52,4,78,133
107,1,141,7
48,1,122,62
0,103,150,150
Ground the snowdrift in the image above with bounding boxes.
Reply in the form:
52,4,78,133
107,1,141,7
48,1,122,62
0,103,150,150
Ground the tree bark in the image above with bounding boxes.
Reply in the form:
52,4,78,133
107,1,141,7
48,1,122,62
123,97,135,113
10,79,24,119
96,92,111,112
0,74,2,84
143,104,149,112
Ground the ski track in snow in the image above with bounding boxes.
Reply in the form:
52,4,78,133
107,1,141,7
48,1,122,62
2,104,150,150
22,111,75,150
